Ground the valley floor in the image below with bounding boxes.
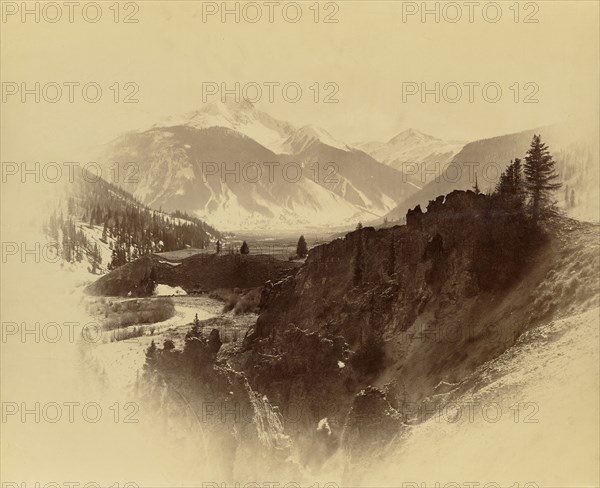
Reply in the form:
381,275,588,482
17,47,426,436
85,295,255,392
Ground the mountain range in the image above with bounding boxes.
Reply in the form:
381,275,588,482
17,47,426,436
99,101,599,231
101,101,418,231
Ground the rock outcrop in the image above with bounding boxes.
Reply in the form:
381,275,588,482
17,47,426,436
86,252,301,296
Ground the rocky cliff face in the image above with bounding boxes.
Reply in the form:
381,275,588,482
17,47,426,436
254,190,488,347
233,190,599,478
234,192,496,462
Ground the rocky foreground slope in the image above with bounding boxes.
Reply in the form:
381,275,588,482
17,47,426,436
141,190,599,483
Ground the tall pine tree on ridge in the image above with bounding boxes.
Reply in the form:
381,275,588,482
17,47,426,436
524,134,562,222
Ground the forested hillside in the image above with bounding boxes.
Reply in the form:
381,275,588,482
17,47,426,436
44,171,221,273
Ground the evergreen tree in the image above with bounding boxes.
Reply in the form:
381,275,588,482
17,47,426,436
191,313,202,336
472,174,481,194
144,340,157,373
240,241,250,254
216,240,222,254
296,235,308,258
513,158,523,192
353,236,363,285
48,212,59,242
62,224,72,262
388,232,396,277
147,267,157,295
524,134,562,222
90,243,102,274
496,158,525,210
570,188,576,208
356,222,363,230
101,222,108,243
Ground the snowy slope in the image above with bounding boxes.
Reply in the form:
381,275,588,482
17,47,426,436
357,129,465,186
282,124,351,153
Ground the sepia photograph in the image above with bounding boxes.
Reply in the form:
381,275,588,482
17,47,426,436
1,1,599,487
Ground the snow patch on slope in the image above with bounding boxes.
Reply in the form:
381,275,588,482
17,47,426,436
154,284,188,296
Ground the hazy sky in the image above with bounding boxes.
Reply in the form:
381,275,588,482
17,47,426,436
2,0,599,160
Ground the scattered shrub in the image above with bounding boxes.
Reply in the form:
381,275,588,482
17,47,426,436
233,297,254,314
223,293,238,313
94,297,175,330
111,326,144,342
211,287,260,315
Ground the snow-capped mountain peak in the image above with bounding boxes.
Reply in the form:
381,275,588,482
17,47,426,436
356,129,466,184
151,100,296,153
388,128,438,145
283,124,350,153
102,104,419,231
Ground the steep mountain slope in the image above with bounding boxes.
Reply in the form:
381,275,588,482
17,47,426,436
101,101,416,231
356,129,465,187
283,124,351,153
383,124,600,223
226,191,599,479
288,134,414,213
361,305,599,487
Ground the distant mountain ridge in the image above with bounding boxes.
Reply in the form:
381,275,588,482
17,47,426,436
382,123,600,223
101,101,417,231
100,102,598,230
356,128,465,187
